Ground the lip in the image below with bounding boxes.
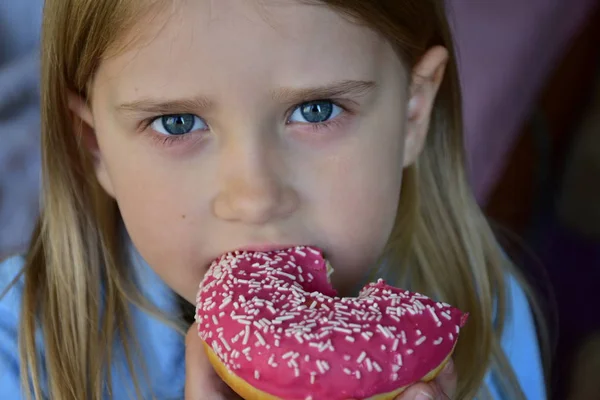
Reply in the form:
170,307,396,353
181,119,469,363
233,244,305,253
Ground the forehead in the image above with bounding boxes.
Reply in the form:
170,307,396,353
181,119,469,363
95,0,403,105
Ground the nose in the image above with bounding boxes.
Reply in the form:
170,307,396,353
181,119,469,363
212,140,299,225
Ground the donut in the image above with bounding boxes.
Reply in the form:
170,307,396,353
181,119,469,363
195,246,468,400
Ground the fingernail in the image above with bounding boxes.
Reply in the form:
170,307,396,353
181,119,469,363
443,359,454,374
415,391,434,400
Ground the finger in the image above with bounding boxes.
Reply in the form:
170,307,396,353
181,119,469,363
435,359,457,398
394,383,436,400
185,324,226,400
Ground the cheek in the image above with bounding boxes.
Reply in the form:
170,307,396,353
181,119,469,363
96,130,212,300
307,127,405,287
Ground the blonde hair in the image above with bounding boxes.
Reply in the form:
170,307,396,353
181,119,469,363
9,0,546,399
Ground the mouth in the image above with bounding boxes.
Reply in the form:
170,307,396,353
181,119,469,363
232,243,317,254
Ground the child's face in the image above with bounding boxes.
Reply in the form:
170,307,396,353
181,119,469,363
75,0,442,303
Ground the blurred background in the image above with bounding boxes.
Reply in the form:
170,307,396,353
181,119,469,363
1,1,599,399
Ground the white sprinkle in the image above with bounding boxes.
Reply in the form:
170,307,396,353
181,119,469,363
392,338,399,351
275,315,295,322
396,354,403,366
357,351,367,363
361,332,371,341
449,333,454,341
377,324,393,339
344,368,352,375
400,330,407,345
345,336,355,343
219,337,231,352
373,361,382,372
407,349,414,355
254,370,260,380
211,315,219,325
308,248,321,255
310,373,316,384
434,337,443,345
441,311,452,320
334,327,352,334
428,307,440,324
219,296,232,309
415,336,427,346
414,300,425,310
365,358,373,372
316,360,326,374
242,326,250,345
277,270,296,280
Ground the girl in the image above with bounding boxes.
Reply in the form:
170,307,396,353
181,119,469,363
0,0,547,399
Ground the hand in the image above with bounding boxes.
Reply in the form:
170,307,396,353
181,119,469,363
394,360,457,400
185,323,243,400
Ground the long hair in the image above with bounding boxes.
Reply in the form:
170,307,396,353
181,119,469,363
11,0,545,398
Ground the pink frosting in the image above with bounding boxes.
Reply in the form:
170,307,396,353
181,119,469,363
196,247,468,400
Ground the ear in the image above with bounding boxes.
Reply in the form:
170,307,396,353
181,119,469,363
403,46,449,167
67,91,116,197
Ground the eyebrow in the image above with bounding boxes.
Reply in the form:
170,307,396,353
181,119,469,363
116,80,377,115
271,80,377,104
116,96,214,115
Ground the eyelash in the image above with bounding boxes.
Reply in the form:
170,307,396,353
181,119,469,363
140,99,352,147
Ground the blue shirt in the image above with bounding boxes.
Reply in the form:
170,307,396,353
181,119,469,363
0,250,546,399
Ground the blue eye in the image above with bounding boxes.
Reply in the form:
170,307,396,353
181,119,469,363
151,114,207,135
289,101,342,124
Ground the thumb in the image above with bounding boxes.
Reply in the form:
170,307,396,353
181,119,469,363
185,323,227,400
395,383,437,400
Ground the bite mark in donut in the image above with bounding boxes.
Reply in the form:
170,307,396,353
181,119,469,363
195,247,468,400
